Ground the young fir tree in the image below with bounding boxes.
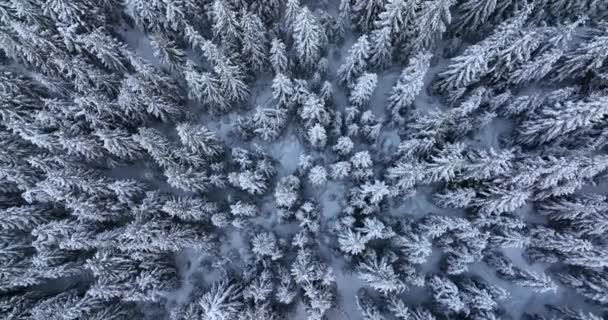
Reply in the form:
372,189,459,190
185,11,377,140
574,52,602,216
337,35,371,87
349,73,378,107
387,52,432,123
270,38,289,75
293,7,324,72
351,0,387,33
241,11,269,72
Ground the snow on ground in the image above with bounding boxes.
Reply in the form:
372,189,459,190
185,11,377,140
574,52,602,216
326,257,367,320
269,131,306,176
319,181,346,220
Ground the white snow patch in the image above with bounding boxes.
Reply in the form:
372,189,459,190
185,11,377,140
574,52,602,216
269,132,305,176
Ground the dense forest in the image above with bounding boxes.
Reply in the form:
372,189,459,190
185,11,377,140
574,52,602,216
1,0,608,319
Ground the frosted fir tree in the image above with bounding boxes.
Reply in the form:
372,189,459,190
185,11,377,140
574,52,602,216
517,95,608,146
357,217,394,241
508,48,564,85
94,129,145,161
200,41,250,104
428,275,467,314
133,128,180,168
349,73,378,107
554,30,608,81
484,251,558,293
335,0,352,41
196,280,244,320
422,143,467,184
487,228,530,249
113,219,213,252
0,204,53,232
251,232,283,260
433,187,476,209
330,161,353,180
386,160,424,192
458,278,507,314
184,63,228,113
337,35,370,87
394,231,433,264
149,35,187,71
275,267,297,304
333,136,355,156
461,148,514,181
351,0,387,32
290,248,335,318
272,73,295,107
296,201,321,233
387,51,432,123
415,0,457,50
368,27,393,70
338,227,368,255
270,38,289,75
293,7,323,71
275,175,301,210
434,44,490,96
77,28,130,73
557,269,608,305
284,0,301,32
454,0,497,33
356,290,386,320
300,94,331,127
176,123,223,159
161,197,219,222
538,192,608,224
165,167,215,192
241,11,269,72
230,201,259,217
211,0,240,46
388,298,437,320
250,106,288,142
308,123,328,149
529,226,593,255
473,185,530,215
375,0,419,43
228,170,269,195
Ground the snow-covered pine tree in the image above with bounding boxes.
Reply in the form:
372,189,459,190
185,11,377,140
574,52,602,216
308,123,328,149
352,0,387,33
415,0,457,50
241,11,269,72
176,123,223,159
270,38,289,75
293,7,323,71
338,35,371,87
387,52,432,123
369,27,393,70
349,73,378,107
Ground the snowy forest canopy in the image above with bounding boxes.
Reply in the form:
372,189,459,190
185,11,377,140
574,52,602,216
1,0,608,319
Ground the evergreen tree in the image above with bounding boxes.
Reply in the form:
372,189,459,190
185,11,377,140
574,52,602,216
352,0,387,32
387,52,432,123
369,27,393,70
241,11,269,72
338,35,370,87
176,123,223,159
349,73,378,107
308,123,327,149
270,38,288,75
375,0,419,43
518,95,608,146
212,0,241,46
293,7,323,71
415,0,457,50
428,275,466,314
